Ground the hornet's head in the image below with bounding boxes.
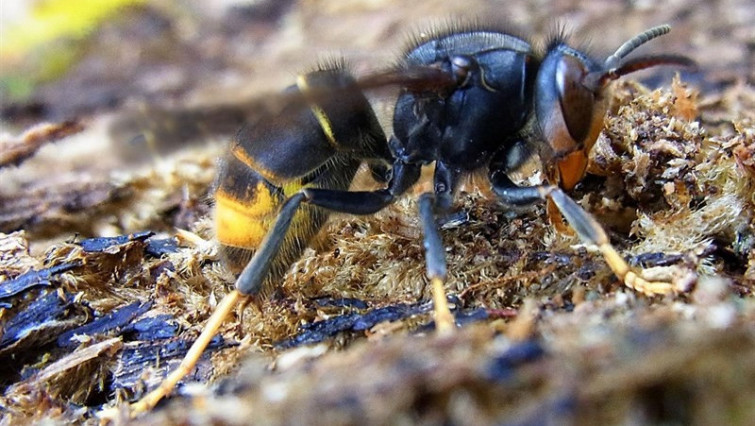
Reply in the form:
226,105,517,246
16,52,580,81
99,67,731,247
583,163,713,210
534,25,694,190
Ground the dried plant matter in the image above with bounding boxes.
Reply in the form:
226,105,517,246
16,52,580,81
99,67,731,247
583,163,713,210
1,1,754,424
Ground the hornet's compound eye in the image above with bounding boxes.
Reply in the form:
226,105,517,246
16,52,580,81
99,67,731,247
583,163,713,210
555,54,597,148
536,51,606,158
536,50,610,191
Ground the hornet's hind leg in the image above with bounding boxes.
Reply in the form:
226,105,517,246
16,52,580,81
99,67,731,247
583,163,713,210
128,161,421,415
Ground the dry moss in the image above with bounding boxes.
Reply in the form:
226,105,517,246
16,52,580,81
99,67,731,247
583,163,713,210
1,73,754,424
1,74,754,424
1,2,755,423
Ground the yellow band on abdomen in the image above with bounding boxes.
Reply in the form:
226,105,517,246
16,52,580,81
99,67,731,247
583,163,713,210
215,185,278,249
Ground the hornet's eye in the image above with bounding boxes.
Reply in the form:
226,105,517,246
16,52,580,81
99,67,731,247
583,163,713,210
556,54,596,148
536,49,610,190
535,51,607,159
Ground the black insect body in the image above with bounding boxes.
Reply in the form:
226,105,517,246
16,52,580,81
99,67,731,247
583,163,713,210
214,69,389,286
393,33,533,173
128,24,693,413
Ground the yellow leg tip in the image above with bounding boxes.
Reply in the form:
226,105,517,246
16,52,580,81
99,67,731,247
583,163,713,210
115,290,245,418
130,390,163,414
431,277,455,333
600,244,681,297
624,271,676,296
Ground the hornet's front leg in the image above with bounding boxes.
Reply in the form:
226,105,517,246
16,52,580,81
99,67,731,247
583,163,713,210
538,186,678,296
488,142,679,296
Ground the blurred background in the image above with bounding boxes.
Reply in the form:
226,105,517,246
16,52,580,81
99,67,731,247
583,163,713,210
1,0,753,127
1,3,754,423
0,0,753,243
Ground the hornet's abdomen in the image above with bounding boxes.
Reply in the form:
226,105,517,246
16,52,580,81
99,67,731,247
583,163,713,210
214,68,385,295
215,139,361,295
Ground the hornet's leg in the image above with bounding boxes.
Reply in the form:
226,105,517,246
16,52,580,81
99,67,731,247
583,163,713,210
489,141,677,296
307,161,456,332
130,192,308,414
542,186,676,296
490,174,676,295
412,161,462,333
128,288,244,414
418,192,455,333
128,163,420,415
234,162,419,298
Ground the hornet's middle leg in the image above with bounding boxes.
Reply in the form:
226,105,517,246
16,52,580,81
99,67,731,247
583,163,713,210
415,161,462,333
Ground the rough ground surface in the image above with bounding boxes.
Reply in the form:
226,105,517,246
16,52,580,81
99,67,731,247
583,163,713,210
1,0,754,424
